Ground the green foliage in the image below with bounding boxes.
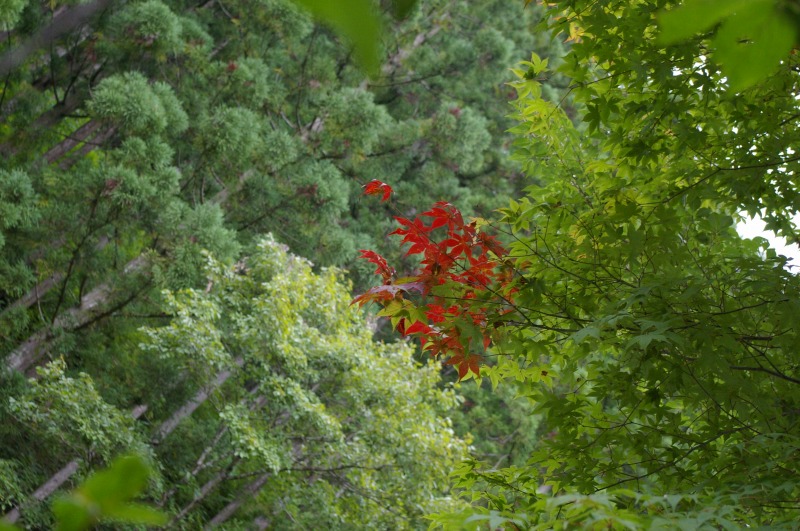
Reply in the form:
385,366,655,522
0,236,467,528
0,169,37,298
421,0,800,524
0,0,559,526
658,0,797,90
0,0,26,28
428,105,492,175
0,169,36,243
196,106,263,168
109,0,185,58
315,88,391,154
89,72,187,136
151,202,241,288
0,455,166,531
7,359,149,462
449,380,541,469
52,455,167,531
140,236,468,527
0,460,25,513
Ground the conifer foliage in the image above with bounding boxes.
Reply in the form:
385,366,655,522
0,0,559,527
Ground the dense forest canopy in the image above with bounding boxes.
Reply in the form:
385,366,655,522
1,0,800,529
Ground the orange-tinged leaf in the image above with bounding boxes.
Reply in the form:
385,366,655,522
444,352,465,367
429,217,447,229
468,354,481,375
407,242,428,255
450,354,482,381
457,359,470,380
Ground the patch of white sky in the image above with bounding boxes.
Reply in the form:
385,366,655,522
669,60,800,268
733,130,800,268
737,213,800,265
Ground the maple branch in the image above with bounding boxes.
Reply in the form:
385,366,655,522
728,365,800,386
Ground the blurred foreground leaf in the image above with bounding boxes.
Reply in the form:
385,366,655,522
658,0,797,90
294,0,384,77
52,455,167,531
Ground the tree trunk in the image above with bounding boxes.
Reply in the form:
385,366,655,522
4,255,147,374
1,349,252,523
1,273,63,316
0,236,110,319
2,461,78,524
0,0,116,77
3,161,251,374
252,516,271,530
57,126,116,170
204,472,271,529
1,350,247,524
44,120,102,163
159,391,268,508
158,425,231,508
152,357,245,444
170,459,239,526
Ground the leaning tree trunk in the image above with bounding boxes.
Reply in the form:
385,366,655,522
1,120,118,319
0,0,116,77
2,347,253,523
152,357,245,444
159,389,268,509
2,164,256,375
5,255,148,374
43,120,104,163
204,472,272,529
170,458,240,527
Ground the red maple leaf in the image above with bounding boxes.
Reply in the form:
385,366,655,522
358,250,395,282
422,202,464,231
362,179,393,202
403,320,433,336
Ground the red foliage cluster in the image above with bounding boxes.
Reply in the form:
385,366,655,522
362,179,393,202
353,181,511,380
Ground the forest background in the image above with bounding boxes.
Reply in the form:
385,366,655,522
0,0,557,527
1,0,800,529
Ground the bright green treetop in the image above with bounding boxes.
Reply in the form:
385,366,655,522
2,237,468,528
